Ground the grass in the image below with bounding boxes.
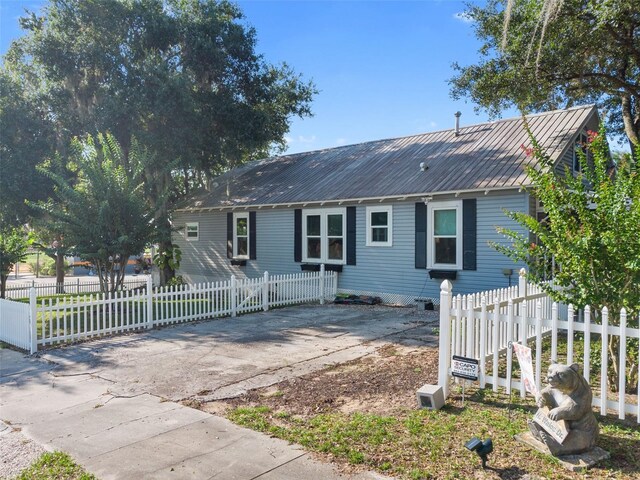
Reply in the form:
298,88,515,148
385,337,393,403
225,387,640,479
16,451,96,480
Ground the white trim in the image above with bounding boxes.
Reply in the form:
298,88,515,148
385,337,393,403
427,200,462,270
365,205,392,247
233,212,249,259
176,186,523,212
573,130,589,174
302,207,346,265
185,222,199,242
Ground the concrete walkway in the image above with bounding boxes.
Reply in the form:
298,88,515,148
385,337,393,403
0,305,438,479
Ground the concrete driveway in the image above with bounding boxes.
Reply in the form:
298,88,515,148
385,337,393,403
1,304,438,479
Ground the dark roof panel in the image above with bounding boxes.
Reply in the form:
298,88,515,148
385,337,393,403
188,105,596,209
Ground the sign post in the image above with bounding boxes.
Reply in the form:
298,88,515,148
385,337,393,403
451,355,479,405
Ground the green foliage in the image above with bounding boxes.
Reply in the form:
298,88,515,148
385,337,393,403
494,124,640,318
153,245,182,272
166,275,186,287
33,133,157,292
17,451,96,480
450,0,640,148
0,71,57,226
0,227,32,297
26,257,72,276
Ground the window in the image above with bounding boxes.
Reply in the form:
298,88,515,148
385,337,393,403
573,131,588,173
366,206,392,246
427,201,462,269
233,213,249,258
185,222,199,241
302,208,346,264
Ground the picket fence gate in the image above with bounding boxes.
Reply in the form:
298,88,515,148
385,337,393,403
0,267,338,354
437,269,640,422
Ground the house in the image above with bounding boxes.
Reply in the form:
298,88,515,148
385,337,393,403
172,105,599,304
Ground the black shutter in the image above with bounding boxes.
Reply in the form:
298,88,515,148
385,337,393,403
463,199,477,270
346,206,356,265
227,213,233,259
415,202,426,269
294,209,302,262
249,211,256,260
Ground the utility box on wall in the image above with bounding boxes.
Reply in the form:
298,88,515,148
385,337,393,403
416,384,445,410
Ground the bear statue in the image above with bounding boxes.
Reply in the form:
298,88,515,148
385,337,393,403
528,362,599,456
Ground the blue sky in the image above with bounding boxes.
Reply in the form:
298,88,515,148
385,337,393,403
1,0,519,155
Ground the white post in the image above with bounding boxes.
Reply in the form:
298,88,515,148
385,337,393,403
535,300,542,393
479,295,487,388
262,271,269,312
518,268,527,298
231,275,237,317
29,287,37,354
438,280,452,398
319,264,325,305
567,304,575,364
146,276,153,329
583,306,591,383
619,308,627,420
600,307,608,416
551,302,558,362
506,299,514,394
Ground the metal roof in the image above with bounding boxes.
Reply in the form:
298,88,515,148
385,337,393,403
183,105,596,210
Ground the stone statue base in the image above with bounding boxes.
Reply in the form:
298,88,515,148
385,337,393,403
515,431,610,472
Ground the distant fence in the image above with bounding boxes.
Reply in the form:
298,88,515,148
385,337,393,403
4,277,149,300
437,269,640,422
0,267,338,354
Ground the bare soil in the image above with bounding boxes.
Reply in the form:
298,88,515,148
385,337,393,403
208,344,438,417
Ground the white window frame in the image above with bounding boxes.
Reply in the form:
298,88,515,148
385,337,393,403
185,222,199,242
302,208,346,264
233,212,249,259
366,206,392,247
573,131,588,174
427,200,462,270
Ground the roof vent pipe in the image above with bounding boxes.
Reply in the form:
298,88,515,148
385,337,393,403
454,111,462,136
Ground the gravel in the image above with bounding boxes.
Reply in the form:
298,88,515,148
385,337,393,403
0,422,46,480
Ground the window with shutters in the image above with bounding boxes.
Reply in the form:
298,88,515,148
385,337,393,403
233,213,249,258
427,201,462,270
302,208,346,264
366,206,392,246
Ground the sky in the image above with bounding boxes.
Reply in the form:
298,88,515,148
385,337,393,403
0,0,519,155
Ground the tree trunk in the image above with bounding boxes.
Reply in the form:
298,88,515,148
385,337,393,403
0,274,7,298
620,94,640,153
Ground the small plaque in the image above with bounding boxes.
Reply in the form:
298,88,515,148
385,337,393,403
533,407,569,444
451,355,479,381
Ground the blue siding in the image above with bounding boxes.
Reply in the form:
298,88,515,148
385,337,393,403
173,191,528,300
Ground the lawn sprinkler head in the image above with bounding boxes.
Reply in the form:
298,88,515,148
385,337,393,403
464,437,493,469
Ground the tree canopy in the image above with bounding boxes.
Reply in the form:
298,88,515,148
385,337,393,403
450,0,640,150
2,0,316,283
34,134,158,293
0,72,57,227
495,126,640,316
0,228,31,298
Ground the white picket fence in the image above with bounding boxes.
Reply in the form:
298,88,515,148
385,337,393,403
437,269,640,422
0,297,33,351
0,268,338,354
4,277,149,299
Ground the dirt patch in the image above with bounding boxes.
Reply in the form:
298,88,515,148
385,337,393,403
203,344,438,417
